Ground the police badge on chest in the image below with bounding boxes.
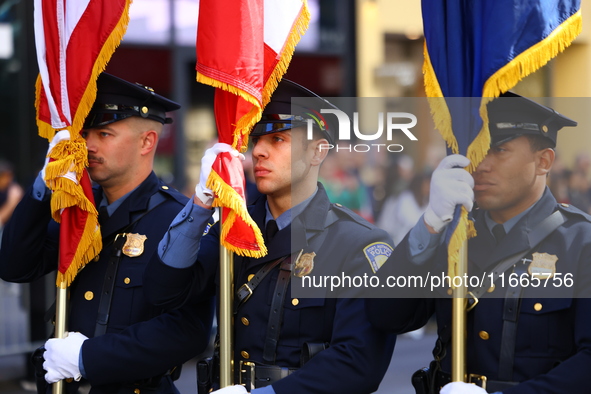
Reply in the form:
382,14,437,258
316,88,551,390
121,233,148,257
527,252,558,279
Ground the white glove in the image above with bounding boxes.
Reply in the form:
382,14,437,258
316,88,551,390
43,331,88,383
424,154,474,233
440,382,488,394
41,129,78,184
195,142,245,205
211,385,248,394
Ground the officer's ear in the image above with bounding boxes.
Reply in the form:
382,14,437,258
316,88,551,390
310,138,329,166
536,147,555,176
140,129,159,156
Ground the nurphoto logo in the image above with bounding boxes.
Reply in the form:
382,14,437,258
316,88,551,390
308,108,418,152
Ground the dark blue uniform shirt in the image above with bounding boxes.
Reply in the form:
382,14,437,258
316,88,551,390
0,172,214,394
145,182,397,394
367,187,591,394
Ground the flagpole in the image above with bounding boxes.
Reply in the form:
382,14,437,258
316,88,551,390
451,239,468,382
52,282,69,394
219,208,235,387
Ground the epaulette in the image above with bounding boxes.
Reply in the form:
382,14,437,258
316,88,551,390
156,181,189,205
330,202,375,230
556,202,591,223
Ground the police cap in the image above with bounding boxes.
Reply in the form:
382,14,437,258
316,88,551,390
250,79,339,144
488,91,577,148
83,73,180,129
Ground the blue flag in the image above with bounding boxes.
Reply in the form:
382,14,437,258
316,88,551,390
421,0,581,276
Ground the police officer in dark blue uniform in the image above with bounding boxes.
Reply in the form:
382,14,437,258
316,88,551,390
0,73,214,394
144,79,396,393
366,93,591,394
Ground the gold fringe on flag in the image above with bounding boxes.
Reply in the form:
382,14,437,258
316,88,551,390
195,71,269,256
261,1,311,108
36,0,132,287
197,0,310,257
197,0,311,154
36,0,132,142
207,170,268,258
422,9,581,279
44,139,103,287
196,73,262,153
56,213,102,289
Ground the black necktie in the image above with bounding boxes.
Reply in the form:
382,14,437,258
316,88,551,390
492,223,506,245
266,219,279,242
98,205,109,225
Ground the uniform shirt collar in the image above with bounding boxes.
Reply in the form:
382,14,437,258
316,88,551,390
484,198,539,235
265,187,318,230
99,187,137,216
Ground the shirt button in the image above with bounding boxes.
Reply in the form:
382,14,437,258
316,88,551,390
188,216,194,222
534,303,543,311
479,331,490,340
162,244,167,251
37,192,42,198
84,291,94,301
241,350,250,359
418,244,424,250
241,317,250,326
182,212,186,218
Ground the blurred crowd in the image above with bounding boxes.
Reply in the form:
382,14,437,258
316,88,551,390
549,152,591,214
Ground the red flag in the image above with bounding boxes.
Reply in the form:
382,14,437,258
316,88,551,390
196,0,310,257
34,0,131,286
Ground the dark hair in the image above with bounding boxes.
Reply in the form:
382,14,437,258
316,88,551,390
299,126,326,149
526,135,554,152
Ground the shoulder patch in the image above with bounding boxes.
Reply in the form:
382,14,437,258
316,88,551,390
204,209,220,236
364,242,393,273
203,220,217,236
